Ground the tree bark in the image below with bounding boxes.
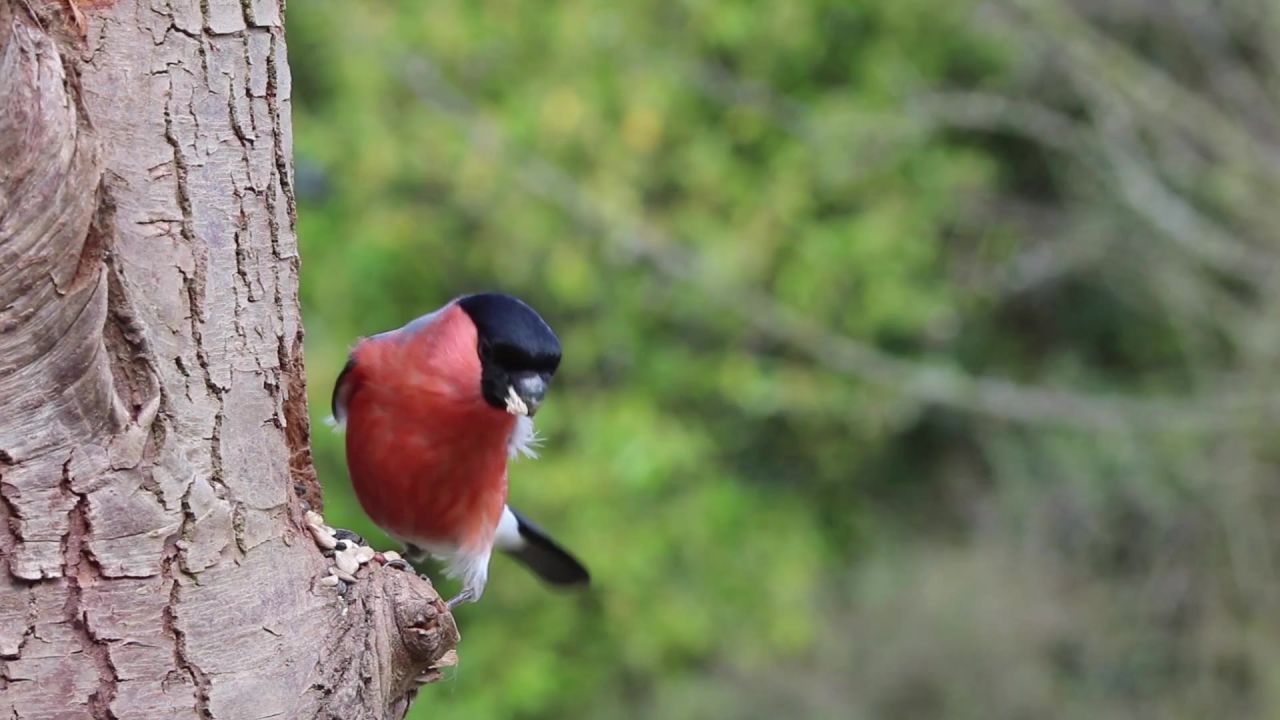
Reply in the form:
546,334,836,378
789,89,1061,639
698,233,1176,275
0,1,457,718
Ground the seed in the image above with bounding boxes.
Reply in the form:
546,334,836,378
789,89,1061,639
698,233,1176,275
335,549,360,575
334,528,365,545
305,510,325,527
334,569,357,583
353,546,376,564
381,550,402,563
309,525,338,549
319,574,340,587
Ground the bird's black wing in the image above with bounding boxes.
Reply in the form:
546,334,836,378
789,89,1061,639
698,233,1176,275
331,355,358,426
502,507,590,587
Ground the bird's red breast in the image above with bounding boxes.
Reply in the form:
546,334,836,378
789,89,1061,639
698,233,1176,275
341,304,515,552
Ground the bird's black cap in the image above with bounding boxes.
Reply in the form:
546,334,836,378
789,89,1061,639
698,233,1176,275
457,293,561,372
458,293,561,412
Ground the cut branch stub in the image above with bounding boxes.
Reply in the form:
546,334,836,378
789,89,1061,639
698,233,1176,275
310,568,461,717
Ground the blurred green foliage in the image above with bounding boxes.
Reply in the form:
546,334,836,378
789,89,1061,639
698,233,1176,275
290,0,1280,718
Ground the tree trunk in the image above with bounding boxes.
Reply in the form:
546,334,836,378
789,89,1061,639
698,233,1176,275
0,1,457,717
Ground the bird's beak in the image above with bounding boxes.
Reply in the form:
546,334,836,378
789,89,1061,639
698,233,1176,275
505,374,548,417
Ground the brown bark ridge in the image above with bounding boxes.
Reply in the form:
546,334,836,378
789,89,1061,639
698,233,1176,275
0,1,458,718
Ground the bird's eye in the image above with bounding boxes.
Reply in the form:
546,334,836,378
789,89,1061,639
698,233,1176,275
478,339,524,368
479,340,558,374
488,344,523,367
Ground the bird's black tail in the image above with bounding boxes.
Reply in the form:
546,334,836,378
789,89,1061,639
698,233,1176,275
502,508,590,587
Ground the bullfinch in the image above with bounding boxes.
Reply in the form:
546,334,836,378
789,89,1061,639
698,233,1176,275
330,293,589,607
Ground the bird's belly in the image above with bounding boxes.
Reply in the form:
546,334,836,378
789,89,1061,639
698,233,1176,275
346,430,507,551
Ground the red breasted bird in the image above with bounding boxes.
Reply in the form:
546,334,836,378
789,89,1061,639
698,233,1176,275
331,293,589,607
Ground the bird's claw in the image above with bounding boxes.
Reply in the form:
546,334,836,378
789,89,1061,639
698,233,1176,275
305,512,446,602
444,589,477,610
381,554,414,572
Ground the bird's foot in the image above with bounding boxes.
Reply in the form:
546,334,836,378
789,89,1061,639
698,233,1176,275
303,512,444,602
375,550,413,572
444,588,477,610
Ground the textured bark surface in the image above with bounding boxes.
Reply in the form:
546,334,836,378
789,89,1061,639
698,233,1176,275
0,1,457,717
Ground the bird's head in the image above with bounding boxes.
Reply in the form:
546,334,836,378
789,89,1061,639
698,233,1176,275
331,292,562,429
456,293,561,418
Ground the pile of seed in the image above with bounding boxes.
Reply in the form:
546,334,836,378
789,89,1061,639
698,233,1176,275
305,510,402,593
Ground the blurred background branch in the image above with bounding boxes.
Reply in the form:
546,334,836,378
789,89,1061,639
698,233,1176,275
289,0,1280,717
400,53,1279,431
